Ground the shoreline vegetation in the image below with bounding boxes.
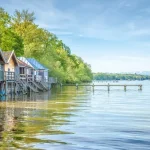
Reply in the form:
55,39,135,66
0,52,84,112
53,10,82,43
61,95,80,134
93,73,150,81
0,8,93,83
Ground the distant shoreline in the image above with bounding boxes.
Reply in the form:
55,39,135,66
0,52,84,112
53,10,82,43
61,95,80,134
93,73,150,81
93,79,150,81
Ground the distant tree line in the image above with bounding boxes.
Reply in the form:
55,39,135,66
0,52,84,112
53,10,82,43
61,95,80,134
93,73,150,80
0,8,93,83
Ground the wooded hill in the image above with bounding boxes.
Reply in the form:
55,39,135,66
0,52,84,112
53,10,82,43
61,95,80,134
0,8,93,83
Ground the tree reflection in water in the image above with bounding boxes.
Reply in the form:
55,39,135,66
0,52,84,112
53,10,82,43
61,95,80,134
0,87,84,149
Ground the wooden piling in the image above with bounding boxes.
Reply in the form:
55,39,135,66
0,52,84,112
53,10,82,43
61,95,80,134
5,81,7,95
139,85,142,90
60,83,62,88
14,82,17,95
11,82,13,95
108,83,110,91
92,83,94,91
76,83,78,90
124,85,127,91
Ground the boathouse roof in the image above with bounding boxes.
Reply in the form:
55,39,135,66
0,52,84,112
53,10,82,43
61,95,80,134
2,50,18,65
2,51,12,62
26,58,48,70
18,57,34,68
17,59,33,68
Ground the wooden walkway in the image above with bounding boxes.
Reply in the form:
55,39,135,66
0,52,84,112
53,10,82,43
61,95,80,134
60,83,143,91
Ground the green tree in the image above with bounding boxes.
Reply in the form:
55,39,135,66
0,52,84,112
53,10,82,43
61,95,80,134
1,8,92,83
0,8,24,56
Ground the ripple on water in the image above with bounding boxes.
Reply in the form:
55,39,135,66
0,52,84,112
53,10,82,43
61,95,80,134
0,81,150,150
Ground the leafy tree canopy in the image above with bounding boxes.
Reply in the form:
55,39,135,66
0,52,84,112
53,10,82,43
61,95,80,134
0,8,93,83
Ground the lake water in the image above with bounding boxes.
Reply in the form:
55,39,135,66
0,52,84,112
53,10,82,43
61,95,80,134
0,81,150,150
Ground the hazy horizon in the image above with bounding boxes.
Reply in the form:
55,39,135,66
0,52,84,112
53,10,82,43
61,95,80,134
1,0,150,72
93,70,150,74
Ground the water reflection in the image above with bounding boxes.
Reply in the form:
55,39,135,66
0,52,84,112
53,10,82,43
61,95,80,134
0,87,86,149
0,90,51,101
0,82,150,150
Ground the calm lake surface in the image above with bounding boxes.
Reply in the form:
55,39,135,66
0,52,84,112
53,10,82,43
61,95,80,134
0,81,150,150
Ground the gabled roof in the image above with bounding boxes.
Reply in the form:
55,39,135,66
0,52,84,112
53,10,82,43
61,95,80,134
26,58,48,70
17,59,33,68
0,50,6,63
2,51,12,62
2,50,18,65
18,57,33,68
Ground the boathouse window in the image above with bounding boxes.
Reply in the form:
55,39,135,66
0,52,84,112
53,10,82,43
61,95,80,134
20,68,25,74
27,68,32,75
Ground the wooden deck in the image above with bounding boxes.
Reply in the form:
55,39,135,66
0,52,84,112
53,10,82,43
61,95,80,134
60,83,143,91
0,71,57,95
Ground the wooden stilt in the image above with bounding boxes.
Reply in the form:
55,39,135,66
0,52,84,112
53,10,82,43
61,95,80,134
76,83,78,90
139,85,142,90
60,83,62,87
11,82,13,95
108,83,110,91
92,83,94,91
124,85,127,91
5,81,7,95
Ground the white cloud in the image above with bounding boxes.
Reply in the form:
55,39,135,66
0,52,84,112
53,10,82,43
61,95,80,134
1,0,150,72
2,0,150,41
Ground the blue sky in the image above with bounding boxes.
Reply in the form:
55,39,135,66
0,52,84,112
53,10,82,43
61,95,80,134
1,0,150,73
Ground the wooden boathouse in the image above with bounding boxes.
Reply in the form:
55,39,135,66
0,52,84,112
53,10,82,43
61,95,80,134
0,50,57,96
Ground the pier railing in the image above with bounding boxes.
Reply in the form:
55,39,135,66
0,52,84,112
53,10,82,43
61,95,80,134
19,74,27,80
4,71,15,81
3,71,57,87
60,83,143,91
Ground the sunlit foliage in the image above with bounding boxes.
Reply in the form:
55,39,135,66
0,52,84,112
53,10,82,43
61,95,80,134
0,8,92,83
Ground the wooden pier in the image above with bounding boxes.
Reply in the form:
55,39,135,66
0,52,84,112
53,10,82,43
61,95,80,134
60,83,143,91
